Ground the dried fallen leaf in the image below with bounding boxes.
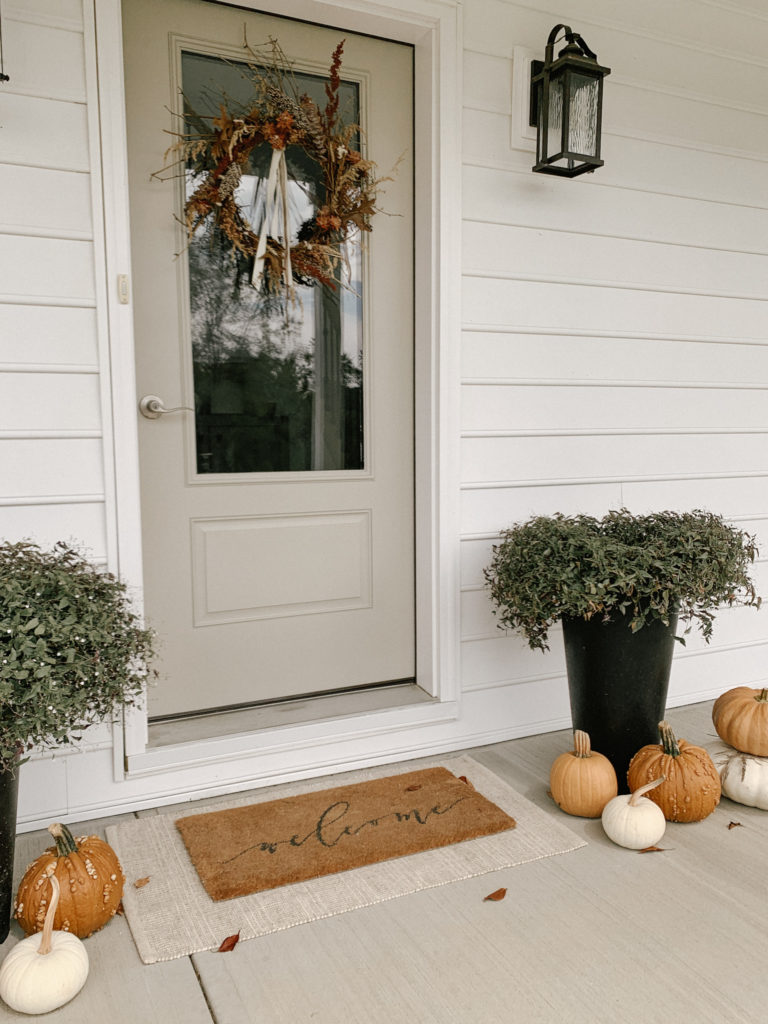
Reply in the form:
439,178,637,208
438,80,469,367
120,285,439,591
218,932,240,952
484,887,507,902
728,821,743,830
133,876,151,889
404,784,422,792
639,846,666,854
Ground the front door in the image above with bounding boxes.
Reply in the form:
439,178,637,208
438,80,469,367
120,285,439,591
122,0,415,719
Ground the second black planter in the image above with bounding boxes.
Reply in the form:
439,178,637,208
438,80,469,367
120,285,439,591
562,609,678,789
0,764,19,945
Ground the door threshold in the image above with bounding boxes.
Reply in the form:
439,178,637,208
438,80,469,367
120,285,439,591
146,682,434,749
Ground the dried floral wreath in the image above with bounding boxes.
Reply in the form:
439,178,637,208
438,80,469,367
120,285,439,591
159,38,390,302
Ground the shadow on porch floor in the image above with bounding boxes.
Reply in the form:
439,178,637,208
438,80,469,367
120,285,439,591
3,700,764,1023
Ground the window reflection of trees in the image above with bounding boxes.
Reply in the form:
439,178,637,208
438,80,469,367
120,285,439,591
189,218,362,475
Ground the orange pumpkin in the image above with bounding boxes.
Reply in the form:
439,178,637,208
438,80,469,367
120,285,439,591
627,721,721,822
712,686,768,756
14,822,125,938
549,730,618,818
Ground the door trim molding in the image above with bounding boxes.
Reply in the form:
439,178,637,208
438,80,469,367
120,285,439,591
93,0,462,776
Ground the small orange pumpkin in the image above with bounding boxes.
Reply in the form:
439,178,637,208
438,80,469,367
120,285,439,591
712,686,768,756
550,729,618,818
627,721,721,822
14,822,125,939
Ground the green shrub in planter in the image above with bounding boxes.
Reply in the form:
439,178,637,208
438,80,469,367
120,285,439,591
484,508,761,651
0,540,156,771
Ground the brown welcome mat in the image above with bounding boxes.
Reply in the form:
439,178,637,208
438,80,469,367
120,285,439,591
107,756,586,963
176,766,516,901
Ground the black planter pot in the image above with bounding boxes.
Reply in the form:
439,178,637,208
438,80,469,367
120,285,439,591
0,764,18,944
562,609,678,789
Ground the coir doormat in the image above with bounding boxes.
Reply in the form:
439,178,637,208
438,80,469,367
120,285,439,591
175,766,516,901
107,756,586,963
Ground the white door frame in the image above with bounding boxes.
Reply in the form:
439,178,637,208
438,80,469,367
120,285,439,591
93,0,462,778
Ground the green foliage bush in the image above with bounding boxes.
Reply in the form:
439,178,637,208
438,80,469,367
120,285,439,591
0,541,156,772
484,509,761,652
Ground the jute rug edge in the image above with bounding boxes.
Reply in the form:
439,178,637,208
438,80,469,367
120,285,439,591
107,755,586,964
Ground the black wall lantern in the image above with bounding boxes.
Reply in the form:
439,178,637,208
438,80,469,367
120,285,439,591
529,24,610,177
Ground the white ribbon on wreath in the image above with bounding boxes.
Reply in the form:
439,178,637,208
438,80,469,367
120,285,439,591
251,147,293,295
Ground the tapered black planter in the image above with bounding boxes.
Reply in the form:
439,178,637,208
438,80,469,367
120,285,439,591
562,609,678,789
0,764,19,944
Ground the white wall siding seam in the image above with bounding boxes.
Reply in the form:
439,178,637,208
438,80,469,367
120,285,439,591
2,87,86,105
0,494,105,507
461,428,768,438
461,271,768,304
5,6,83,32
461,472,768,490
499,0,768,68
461,379,768,391
462,219,768,259
0,295,96,308
0,161,90,176
0,364,99,374
695,0,768,25
461,324,768,346
0,226,94,242
0,430,102,440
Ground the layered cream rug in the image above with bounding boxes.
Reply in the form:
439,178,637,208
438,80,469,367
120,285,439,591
107,756,585,964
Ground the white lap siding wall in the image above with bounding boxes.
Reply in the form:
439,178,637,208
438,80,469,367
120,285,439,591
459,0,768,715
2,0,767,823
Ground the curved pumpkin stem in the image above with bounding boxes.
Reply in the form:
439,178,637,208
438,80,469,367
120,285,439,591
48,822,79,857
573,730,593,758
628,776,665,806
757,688,768,703
658,721,681,758
37,875,60,957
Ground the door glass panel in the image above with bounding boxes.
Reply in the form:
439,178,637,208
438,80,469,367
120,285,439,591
182,51,364,473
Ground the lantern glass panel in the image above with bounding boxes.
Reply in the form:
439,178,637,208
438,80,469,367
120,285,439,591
567,71,600,158
546,77,564,161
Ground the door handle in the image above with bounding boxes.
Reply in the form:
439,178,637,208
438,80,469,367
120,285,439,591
138,395,193,419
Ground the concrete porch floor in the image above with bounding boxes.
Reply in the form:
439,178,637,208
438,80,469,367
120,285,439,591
2,700,765,1023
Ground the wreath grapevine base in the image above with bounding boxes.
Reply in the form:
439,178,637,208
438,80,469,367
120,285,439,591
160,38,390,303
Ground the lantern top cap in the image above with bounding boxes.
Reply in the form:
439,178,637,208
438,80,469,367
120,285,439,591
543,23,610,75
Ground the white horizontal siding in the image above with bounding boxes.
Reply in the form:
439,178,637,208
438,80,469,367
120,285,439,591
462,384,768,432
464,162,768,254
3,15,86,101
459,0,768,708
0,236,96,302
0,305,98,365
0,2,108,578
1,94,90,172
462,333,768,383
0,439,105,497
0,166,94,237
5,0,768,826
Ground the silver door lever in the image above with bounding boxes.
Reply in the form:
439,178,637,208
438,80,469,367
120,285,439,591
139,395,193,419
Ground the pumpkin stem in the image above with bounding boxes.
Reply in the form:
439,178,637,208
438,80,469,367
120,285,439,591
658,721,681,758
48,822,79,857
628,776,666,806
573,730,592,758
757,688,768,703
37,874,59,957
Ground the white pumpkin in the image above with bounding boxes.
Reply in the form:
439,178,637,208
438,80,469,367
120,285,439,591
601,777,667,850
710,741,768,810
0,875,89,1015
